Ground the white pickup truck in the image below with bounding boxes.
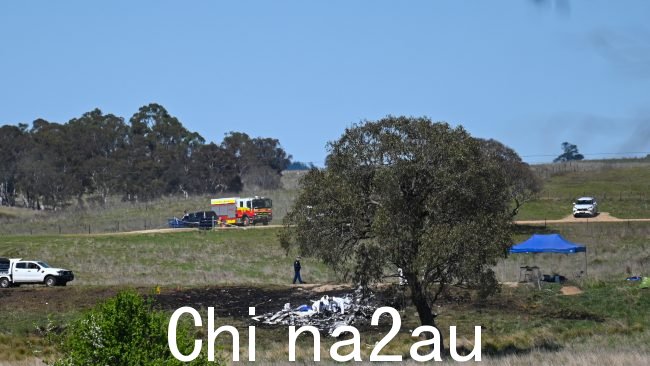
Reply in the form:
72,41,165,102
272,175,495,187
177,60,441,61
0,258,74,288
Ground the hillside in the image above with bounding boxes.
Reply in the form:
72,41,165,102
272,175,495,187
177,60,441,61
1,165,650,364
516,160,650,220
0,171,307,235
2,161,650,235
1,223,649,363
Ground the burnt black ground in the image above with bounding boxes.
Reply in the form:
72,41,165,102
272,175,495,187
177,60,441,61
153,285,355,317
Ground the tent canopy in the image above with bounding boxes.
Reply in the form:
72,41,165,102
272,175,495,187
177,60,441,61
509,234,586,254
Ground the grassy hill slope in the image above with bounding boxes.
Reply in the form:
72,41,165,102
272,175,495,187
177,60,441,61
516,161,650,220
2,161,649,234
0,171,307,235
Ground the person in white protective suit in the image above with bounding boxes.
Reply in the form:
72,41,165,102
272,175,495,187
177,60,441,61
311,295,330,313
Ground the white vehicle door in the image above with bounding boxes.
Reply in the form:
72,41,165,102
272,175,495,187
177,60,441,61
12,262,30,282
27,262,45,281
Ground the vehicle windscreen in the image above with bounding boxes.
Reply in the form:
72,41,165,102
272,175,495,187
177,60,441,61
37,261,51,268
576,199,593,205
253,198,272,209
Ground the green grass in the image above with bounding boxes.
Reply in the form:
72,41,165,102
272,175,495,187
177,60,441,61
0,229,336,286
0,172,304,235
2,165,650,363
7,222,643,288
3,163,649,232
512,201,570,221
106,282,650,362
516,163,650,220
498,222,650,282
0,222,649,363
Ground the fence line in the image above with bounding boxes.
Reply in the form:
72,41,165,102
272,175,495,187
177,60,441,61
0,216,172,236
537,191,649,202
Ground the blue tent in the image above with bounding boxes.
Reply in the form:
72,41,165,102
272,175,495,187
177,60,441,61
509,234,586,254
509,233,588,277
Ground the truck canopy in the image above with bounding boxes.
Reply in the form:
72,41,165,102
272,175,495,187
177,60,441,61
0,258,9,273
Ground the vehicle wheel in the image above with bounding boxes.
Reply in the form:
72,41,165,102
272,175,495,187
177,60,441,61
263,219,269,226
0,278,10,288
242,216,250,227
45,276,57,287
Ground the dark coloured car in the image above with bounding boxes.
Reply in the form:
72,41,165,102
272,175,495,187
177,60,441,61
197,211,218,229
181,211,210,228
170,211,218,229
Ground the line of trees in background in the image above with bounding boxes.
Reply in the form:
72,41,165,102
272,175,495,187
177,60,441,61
0,103,291,209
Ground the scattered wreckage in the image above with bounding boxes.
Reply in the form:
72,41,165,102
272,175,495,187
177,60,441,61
251,288,379,336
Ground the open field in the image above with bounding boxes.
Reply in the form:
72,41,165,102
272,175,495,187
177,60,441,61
0,221,649,364
1,164,650,364
517,161,650,220
0,188,296,236
0,171,306,236
1,277,649,359
1,163,650,236
0,230,336,286
1,222,648,287
2,281,649,364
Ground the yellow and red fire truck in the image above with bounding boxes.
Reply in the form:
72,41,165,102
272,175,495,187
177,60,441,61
210,196,273,226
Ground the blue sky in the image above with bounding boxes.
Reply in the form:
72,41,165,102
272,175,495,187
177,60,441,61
2,1,649,165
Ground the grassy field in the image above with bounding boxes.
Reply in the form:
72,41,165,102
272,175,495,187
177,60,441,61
0,171,307,236
2,222,647,287
0,229,335,286
207,279,650,363
516,161,650,220
498,222,650,282
0,222,649,363
2,162,649,236
1,163,650,364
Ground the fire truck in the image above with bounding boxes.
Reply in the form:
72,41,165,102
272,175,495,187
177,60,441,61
210,196,273,226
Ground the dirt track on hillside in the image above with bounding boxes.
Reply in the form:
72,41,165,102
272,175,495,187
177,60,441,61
515,212,650,225
81,225,284,236
79,213,650,236
122,215,650,233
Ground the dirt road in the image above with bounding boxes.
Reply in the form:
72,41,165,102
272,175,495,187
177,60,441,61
80,225,284,236
83,214,650,236
515,212,650,225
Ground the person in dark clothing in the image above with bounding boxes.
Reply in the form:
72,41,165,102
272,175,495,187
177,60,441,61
293,256,304,284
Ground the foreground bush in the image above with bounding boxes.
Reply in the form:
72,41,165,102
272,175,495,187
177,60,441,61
53,290,213,366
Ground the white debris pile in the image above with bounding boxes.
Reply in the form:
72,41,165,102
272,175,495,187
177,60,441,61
251,289,378,335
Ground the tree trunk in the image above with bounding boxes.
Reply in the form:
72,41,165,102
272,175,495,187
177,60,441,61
408,274,446,355
409,275,435,326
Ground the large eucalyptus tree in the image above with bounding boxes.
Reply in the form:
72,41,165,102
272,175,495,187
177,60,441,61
281,117,515,330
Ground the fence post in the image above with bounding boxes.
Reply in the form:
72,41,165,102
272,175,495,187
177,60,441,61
88,224,91,235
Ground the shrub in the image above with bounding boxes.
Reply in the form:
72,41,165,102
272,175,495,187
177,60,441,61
52,290,214,366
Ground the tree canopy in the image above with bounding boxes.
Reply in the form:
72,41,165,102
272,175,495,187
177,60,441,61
553,142,585,162
0,104,292,209
280,117,519,330
478,139,542,217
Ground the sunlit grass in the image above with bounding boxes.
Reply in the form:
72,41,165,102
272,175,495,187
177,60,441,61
0,229,335,286
517,163,650,220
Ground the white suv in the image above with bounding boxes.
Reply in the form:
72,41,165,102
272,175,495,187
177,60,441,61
0,258,74,288
573,197,598,217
